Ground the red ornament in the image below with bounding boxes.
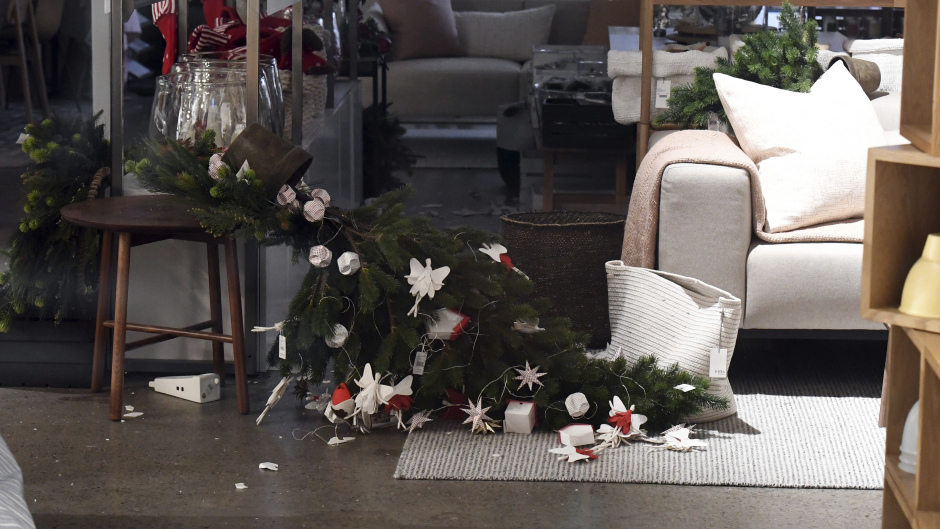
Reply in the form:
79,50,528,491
384,394,414,414
441,388,470,420
608,409,633,432
575,448,598,460
498,254,514,271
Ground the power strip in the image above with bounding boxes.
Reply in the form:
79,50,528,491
148,374,221,403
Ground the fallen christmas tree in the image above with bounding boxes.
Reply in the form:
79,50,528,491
128,128,728,432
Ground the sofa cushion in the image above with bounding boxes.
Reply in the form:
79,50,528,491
524,0,590,45
379,0,463,61
743,241,884,330
384,57,522,117
714,62,886,234
452,0,524,12
455,5,555,62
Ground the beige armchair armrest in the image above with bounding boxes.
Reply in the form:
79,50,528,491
657,162,752,306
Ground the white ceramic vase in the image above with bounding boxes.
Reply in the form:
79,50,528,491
898,400,919,474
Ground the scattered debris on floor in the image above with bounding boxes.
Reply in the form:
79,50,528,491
235,483,248,490
258,462,279,471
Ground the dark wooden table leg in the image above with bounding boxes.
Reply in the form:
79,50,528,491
109,232,132,421
543,151,555,212
206,242,225,383
91,231,113,393
224,239,250,414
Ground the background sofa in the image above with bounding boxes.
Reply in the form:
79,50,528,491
370,0,592,121
651,92,901,337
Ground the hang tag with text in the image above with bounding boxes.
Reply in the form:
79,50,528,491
655,79,672,109
413,349,427,375
709,347,728,379
278,334,287,360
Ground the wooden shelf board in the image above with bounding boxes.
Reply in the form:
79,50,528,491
870,145,940,168
901,125,936,156
865,307,940,334
887,458,918,521
904,327,940,375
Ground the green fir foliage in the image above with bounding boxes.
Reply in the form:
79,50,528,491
0,114,111,332
128,134,728,430
654,2,822,130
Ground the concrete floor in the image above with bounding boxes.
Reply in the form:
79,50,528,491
0,341,888,529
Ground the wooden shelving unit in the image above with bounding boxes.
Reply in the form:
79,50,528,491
899,0,940,155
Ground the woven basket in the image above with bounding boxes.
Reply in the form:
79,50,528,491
501,211,626,347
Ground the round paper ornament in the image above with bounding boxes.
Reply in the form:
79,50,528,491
311,188,331,207
565,392,589,418
308,245,332,268
276,185,297,206
337,251,361,275
303,198,326,222
325,323,349,348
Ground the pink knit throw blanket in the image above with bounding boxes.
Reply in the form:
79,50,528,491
621,131,864,268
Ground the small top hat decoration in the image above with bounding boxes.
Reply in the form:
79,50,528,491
222,123,313,201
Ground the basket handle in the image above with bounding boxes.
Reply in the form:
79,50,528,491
87,167,110,200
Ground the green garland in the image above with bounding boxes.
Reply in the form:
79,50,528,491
128,129,727,431
654,2,822,130
0,114,111,331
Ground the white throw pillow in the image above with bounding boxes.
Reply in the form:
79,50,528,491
454,6,555,63
714,63,886,233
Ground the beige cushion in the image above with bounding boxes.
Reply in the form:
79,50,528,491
378,0,463,61
454,5,555,62
581,0,639,46
524,0,590,45
383,57,522,117
714,63,885,234
743,241,883,330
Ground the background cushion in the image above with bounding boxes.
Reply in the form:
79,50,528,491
454,5,555,62
715,63,886,233
581,0,640,46
524,0,590,45
378,0,464,61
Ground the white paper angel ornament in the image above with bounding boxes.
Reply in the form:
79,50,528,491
548,444,597,463
661,425,707,452
404,258,450,317
353,364,387,418
256,376,293,425
479,242,529,279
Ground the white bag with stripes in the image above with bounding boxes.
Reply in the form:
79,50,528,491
605,261,742,422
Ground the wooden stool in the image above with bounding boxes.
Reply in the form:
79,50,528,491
60,195,249,421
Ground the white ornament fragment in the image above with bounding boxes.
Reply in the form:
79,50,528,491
548,444,593,463
661,426,707,452
256,376,293,425
327,436,355,446
512,319,545,334
503,400,537,434
478,242,508,263
324,324,349,348
565,393,589,419
258,462,279,471
308,245,332,268
236,160,250,180
124,405,134,412
425,308,470,340
674,384,696,392
404,258,450,317
337,252,361,275
122,412,143,419
235,483,248,490
558,423,595,446
276,185,296,206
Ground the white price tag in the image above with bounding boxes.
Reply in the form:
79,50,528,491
709,347,728,379
278,334,287,360
413,349,427,375
655,79,672,109
16,133,28,145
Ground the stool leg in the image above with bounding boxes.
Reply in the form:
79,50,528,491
224,239,250,414
206,242,225,383
91,231,114,393
109,232,132,421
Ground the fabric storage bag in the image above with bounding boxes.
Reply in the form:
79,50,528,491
605,261,742,422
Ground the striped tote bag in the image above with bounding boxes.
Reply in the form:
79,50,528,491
605,261,742,422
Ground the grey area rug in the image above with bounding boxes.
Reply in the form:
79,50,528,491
394,389,885,489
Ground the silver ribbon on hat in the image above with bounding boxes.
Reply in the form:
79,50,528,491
308,245,332,268
337,251,360,275
325,323,349,348
565,392,590,419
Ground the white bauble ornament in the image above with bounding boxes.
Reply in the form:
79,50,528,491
308,245,332,268
325,324,349,348
565,392,589,418
337,251,361,275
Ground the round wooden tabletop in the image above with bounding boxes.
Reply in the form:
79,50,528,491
60,195,207,234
